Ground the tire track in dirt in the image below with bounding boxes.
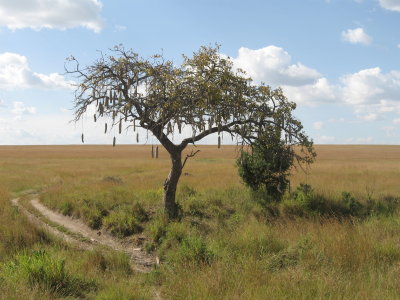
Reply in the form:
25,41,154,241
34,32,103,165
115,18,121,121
11,197,156,273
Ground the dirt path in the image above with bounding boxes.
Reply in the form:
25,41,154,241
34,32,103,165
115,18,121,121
11,197,156,273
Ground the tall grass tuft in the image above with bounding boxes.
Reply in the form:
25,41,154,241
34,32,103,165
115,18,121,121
2,250,95,298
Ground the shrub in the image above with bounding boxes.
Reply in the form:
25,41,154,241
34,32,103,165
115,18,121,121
82,207,104,229
174,235,214,265
237,132,295,204
103,210,142,238
59,201,73,216
148,213,168,244
340,192,364,217
283,184,366,219
2,250,95,297
131,202,149,222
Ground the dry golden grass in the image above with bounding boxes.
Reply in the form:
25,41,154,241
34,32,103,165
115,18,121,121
1,144,399,196
1,144,400,299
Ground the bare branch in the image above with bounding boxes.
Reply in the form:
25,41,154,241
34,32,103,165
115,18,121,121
182,149,201,169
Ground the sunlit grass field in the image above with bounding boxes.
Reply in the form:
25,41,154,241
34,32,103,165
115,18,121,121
1,144,400,299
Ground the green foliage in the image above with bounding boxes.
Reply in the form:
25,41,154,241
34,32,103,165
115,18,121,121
175,235,214,265
148,212,168,244
82,206,104,229
103,210,142,238
237,132,295,203
131,202,149,222
282,184,400,219
60,201,73,216
83,250,132,275
2,250,95,298
266,236,312,271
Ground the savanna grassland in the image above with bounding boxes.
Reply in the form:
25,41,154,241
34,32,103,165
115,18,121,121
1,144,400,299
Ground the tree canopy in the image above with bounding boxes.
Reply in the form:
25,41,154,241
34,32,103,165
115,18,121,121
66,44,315,218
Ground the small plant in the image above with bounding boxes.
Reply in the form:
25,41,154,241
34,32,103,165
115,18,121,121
103,210,142,238
174,235,214,265
340,191,364,217
82,207,104,229
59,201,73,216
148,213,168,244
131,202,149,222
179,184,197,198
5,250,95,297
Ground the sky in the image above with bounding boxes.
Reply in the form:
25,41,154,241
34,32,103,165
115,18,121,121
0,0,400,145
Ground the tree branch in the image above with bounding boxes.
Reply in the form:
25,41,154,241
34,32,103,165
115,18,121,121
182,149,201,169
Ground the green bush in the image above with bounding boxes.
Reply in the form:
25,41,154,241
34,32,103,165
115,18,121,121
82,207,104,229
174,235,214,265
131,202,149,222
103,210,142,238
282,184,400,220
2,250,95,297
237,132,294,204
148,213,168,244
59,201,73,216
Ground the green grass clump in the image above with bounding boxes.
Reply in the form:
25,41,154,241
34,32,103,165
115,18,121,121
59,201,74,216
2,250,95,298
103,209,142,238
280,184,400,219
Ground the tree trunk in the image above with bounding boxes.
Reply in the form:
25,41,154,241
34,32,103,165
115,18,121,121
163,150,182,219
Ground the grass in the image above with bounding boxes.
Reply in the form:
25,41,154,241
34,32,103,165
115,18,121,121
1,144,400,299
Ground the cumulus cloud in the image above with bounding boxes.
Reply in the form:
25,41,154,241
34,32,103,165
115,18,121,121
342,28,372,45
0,0,103,32
282,77,337,105
0,52,73,90
379,0,400,11
232,46,321,86
340,67,400,113
393,118,400,124
229,46,337,105
229,45,400,121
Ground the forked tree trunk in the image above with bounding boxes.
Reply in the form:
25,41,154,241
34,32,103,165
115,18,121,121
163,150,183,219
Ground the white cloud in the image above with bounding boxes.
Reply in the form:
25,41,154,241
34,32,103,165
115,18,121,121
11,101,36,115
342,28,372,45
313,121,324,130
282,77,337,105
393,118,400,124
340,67,400,114
232,46,321,86
230,45,400,122
229,46,337,106
379,0,400,12
0,52,73,90
0,0,103,32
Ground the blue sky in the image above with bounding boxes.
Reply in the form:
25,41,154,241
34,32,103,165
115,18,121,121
0,0,400,145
